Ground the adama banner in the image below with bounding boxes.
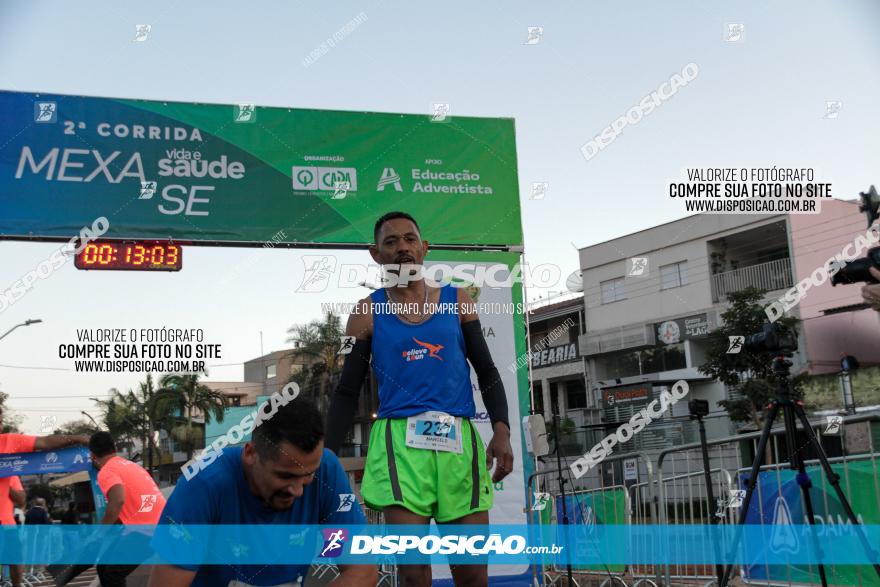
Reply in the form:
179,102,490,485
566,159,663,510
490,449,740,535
0,91,522,247
738,460,880,586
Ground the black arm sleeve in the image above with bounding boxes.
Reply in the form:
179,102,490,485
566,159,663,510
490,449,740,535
324,338,372,453
461,319,510,431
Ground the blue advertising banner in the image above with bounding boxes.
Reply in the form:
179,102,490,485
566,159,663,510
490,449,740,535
0,525,878,566
0,446,91,477
554,489,627,572
738,462,880,586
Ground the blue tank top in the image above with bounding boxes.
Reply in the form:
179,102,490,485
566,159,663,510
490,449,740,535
370,283,475,419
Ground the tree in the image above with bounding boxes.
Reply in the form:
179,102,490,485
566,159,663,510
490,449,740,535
286,311,344,411
155,373,228,460
699,287,807,432
92,374,174,468
53,419,99,436
0,391,23,433
135,374,170,472
93,391,140,453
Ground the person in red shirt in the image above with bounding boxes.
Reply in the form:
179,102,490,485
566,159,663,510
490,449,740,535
90,431,166,586
0,407,89,587
1,476,25,526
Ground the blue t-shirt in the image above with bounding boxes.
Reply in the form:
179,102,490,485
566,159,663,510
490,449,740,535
153,446,366,586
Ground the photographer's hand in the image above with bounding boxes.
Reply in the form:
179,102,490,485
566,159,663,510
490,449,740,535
861,267,880,311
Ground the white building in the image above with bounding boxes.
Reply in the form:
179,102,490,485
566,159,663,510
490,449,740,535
578,214,802,451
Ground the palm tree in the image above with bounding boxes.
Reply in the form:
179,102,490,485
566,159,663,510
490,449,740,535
286,311,344,411
155,373,228,460
137,374,171,472
93,374,172,468
93,390,141,455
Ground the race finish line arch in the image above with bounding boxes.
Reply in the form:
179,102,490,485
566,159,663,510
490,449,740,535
0,91,534,585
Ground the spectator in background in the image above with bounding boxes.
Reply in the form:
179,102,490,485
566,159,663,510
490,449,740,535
60,502,79,525
23,497,51,577
24,498,50,525
0,407,89,587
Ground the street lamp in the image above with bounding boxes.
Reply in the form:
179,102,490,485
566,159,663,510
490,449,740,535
0,319,43,341
81,411,100,429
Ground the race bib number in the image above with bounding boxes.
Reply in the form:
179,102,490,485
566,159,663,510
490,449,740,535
406,411,463,453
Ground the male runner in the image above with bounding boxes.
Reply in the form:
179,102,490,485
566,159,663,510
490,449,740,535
0,408,89,587
91,431,166,586
52,431,168,586
325,211,514,587
149,395,376,587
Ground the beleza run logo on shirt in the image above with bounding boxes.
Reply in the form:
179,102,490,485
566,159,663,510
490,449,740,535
319,528,348,558
138,494,158,513
401,337,444,362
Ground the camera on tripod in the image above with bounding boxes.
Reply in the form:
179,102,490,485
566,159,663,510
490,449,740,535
831,185,880,286
830,247,880,285
744,322,798,354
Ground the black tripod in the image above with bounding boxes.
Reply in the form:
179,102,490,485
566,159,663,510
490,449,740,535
543,412,617,587
718,355,880,587
550,413,576,587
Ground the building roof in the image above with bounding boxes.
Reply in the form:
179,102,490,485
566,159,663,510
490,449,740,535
204,381,261,397
245,348,317,365
528,294,583,317
49,470,90,487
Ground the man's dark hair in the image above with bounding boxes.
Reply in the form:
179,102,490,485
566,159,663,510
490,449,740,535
374,211,420,243
252,395,323,460
89,431,116,458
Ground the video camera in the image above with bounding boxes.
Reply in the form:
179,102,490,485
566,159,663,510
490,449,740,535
830,185,880,285
744,322,798,354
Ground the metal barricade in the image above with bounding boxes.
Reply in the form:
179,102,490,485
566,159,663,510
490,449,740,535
628,479,663,587
731,415,880,587
655,467,735,585
307,505,396,587
363,506,397,587
527,451,661,587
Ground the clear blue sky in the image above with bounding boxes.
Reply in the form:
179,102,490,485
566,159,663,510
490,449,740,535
1,0,878,432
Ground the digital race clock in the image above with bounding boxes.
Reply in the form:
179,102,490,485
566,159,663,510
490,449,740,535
74,241,182,271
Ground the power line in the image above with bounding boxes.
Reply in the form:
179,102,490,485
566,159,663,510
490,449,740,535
0,363,72,371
